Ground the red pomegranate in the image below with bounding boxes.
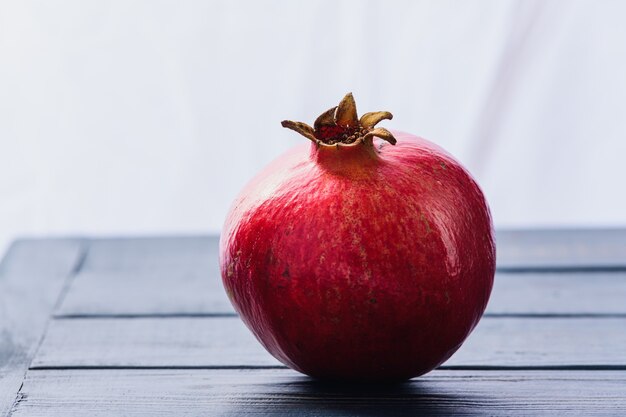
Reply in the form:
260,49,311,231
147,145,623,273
220,93,495,381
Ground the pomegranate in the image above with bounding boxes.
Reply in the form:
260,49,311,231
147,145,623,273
219,93,495,381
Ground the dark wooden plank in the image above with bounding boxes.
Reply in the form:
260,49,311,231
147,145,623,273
32,317,279,368
57,269,626,317
31,316,626,369
56,269,232,316
12,369,626,416
487,271,626,315
0,239,84,417
80,236,218,272
57,232,626,317
56,236,229,316
496,228,626,271
83,231,626,273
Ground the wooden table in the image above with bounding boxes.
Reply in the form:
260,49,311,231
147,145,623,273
1,229,626,416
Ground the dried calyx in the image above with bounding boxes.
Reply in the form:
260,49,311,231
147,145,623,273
281,93,397,147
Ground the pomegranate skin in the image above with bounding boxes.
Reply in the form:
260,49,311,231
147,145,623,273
220,131,495,381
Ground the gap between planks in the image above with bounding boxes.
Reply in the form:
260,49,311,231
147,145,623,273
497,266,626,273
51,312,626,319
26,365,626,372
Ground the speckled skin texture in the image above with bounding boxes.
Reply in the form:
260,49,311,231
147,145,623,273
220,131,495,381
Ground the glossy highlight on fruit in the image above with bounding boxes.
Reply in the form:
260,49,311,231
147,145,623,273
219,93,496,382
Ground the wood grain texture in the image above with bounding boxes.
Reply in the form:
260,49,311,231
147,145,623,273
32,316,626,369
0,239,84,417
56,269,626,317
9,232,626,416
79,231,626,274
56,232,626,317
496,228,626,271
56,269,232,316
80,236,218,272
32,317,280,368
12,369,626,416
487,271,626,315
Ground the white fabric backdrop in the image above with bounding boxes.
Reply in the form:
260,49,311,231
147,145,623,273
2,0,626,256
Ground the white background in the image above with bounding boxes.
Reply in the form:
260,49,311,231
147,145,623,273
2,0,626,257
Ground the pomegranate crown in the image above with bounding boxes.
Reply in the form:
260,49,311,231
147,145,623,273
281,93,397,147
